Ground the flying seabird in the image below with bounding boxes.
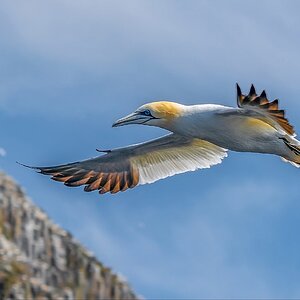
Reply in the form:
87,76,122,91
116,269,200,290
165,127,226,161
21,84,300,194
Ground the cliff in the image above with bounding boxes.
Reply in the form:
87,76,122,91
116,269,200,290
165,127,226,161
0,172,138,299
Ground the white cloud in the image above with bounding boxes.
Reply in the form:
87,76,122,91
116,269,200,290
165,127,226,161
0,148,7,157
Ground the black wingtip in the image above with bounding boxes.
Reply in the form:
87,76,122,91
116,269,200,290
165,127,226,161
249,84,256,95
236,83,242,96
260,90,267,98
16,161,40,171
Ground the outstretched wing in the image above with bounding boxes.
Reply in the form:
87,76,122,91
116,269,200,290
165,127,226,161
24,134,227,194
236,84,295,136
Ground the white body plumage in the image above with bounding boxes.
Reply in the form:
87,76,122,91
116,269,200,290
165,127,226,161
169,104,289,156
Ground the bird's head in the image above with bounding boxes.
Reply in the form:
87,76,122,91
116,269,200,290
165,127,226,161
112,101,184,130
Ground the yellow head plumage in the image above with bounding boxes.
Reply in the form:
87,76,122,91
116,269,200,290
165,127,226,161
140,101,183,121
112,101,184,129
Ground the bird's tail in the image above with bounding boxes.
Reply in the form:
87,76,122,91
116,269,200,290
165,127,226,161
280,137,300,167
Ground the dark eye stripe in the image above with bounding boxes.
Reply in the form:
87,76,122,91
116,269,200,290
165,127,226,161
137,109,160,121
140,109,152,116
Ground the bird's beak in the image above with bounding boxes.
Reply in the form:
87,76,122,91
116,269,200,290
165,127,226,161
112,112,150,127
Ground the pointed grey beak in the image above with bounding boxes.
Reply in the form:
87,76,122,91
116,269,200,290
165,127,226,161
112,112,150,127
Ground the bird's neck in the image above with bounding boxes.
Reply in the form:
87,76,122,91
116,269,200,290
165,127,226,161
161,104,215,136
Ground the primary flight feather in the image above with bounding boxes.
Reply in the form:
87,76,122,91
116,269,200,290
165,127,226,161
22,84,300,194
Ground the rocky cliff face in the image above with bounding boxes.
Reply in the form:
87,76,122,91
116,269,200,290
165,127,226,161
0,172,138,300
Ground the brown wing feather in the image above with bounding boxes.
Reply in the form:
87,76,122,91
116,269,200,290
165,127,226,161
236,84,294,135
22,154,140,195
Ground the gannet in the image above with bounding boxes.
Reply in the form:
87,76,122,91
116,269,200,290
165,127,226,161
21,84,300,194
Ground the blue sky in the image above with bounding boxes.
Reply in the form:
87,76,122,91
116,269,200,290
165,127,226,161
1,0,300,298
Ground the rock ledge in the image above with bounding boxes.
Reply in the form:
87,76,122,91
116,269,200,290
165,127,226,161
0,172,138,299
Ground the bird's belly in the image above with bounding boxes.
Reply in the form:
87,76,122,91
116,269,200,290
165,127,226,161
193,116,282,154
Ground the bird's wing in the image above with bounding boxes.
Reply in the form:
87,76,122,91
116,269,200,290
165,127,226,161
26,134,227,194
236,84,295,136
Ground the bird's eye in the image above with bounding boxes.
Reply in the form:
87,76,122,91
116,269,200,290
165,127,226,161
142,109,151,116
